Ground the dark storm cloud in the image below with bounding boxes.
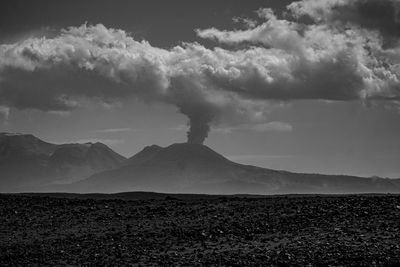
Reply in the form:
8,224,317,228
0,67,133,111
1,0,400,143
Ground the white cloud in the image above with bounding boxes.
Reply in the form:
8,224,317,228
287,0,348,22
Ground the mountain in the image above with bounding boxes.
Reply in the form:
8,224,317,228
0,133,126,192
124,144,163,166
49,142,126,183
3,136,399,195
61,143,400,194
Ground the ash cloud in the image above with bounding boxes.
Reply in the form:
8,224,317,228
1,1,400,143
0,106,9,123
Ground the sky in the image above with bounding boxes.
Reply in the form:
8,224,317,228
1,0,400,178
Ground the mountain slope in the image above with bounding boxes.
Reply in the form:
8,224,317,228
67,143,400,194
0,133,126,191
124,144,163,166
48,142,127,183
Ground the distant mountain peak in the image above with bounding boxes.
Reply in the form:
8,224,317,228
158,142,231,163
125,144,163,166
141,144,164,154
0,132,37,140
126,142,231,167
0,132,57,157
0,132,26,137
0,132,127,191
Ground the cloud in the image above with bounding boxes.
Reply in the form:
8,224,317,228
1,1,400,143
196,5,400,103
168,124,188,132
288,0,400,46
0,24,269,143
196,8,303,51
95,128,134,133
232,16,257,29
212,121,293,134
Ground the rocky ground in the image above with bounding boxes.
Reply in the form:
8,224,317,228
1,194,400,266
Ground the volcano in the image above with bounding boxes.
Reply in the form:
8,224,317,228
57,143,400,194
2,133,400,194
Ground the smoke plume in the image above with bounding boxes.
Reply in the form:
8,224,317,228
186,116,211,144
1,0,400,143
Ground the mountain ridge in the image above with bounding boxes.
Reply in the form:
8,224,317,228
63,142,400,194
0,132,126,191
1,133,399,195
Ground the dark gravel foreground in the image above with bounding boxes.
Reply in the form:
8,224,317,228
1,194,400,266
